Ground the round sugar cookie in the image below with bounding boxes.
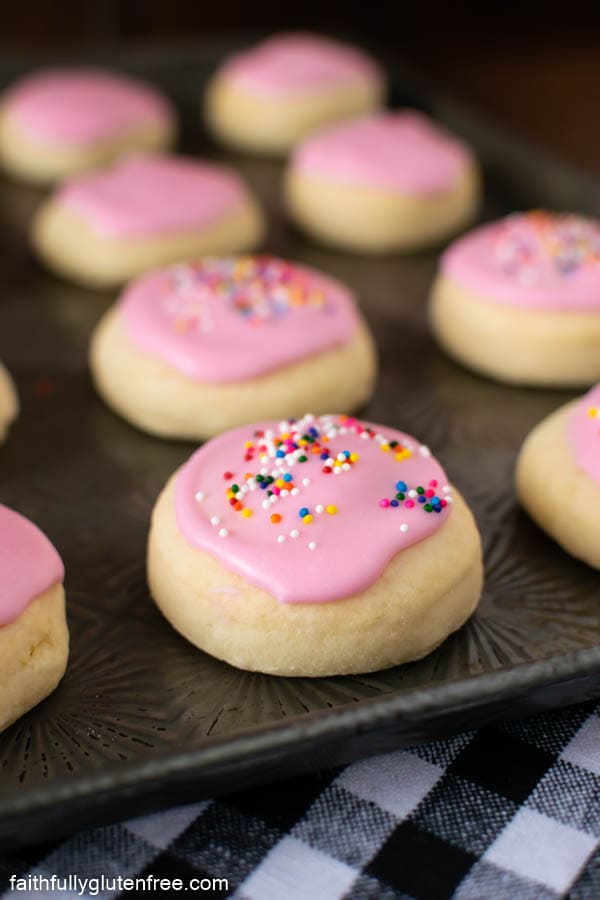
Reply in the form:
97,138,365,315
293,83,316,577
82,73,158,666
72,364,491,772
516,386,600,568
148,413,483,676
284,110,479,253
0,361,18,443
0,67,176,184
90,255,377,440
0,504,68,733
205,32,384,155
31,154,265,289
431,211,600,386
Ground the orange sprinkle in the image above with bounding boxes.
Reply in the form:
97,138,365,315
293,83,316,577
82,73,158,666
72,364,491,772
271,513,282,524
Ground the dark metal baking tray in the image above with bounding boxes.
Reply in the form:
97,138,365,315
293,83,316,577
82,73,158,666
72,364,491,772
1,39,599,849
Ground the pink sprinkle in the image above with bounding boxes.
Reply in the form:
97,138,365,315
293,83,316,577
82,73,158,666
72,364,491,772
405,500,415,509
429,479,438,487
425,489,434,498
441,499,447,508
379,498,390,508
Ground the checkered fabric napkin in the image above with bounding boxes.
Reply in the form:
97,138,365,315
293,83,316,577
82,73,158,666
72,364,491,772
1,699,599,899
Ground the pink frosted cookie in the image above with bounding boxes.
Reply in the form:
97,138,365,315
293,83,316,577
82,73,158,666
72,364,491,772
90,255,377,439
31,154,265,288
285,110,479,253
0,67,176,184
431,211,600,385
148,413,482,675
517,384,600,567
0,361,18,443
0,504,68,732
204,32,385,155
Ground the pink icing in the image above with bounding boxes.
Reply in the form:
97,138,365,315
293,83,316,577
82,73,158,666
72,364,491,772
120,256,360,382
4,68,173,147
58,155,252,238
441,211,600,311
568,384,600,485
174,414,453,604
292,111,472,193
0,504,64,627
220,33,383,98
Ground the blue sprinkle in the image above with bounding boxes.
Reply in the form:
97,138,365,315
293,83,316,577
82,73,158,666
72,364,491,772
320,452,329,460
283,473,293,482
390,499,399,507
276,450,285,458
396,481,407,492
418,496,426,504
309,427,318,437
343,450,351,458
260,482,268,490
299,507,309,518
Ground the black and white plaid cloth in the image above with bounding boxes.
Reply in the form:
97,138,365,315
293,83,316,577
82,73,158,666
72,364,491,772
1,699,599,899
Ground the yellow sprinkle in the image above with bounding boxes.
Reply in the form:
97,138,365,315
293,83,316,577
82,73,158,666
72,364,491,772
303,514,313,524
381,444,390,452
227,489,235,499
276,479,285,489
588,407,598,418
244,441,254,448
349,453,359,463
242,509,252,518
325,505,338,515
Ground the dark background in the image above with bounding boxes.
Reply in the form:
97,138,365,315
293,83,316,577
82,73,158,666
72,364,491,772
2,1,600,171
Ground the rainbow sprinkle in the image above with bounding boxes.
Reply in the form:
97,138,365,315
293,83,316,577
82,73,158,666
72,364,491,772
167,256,327,330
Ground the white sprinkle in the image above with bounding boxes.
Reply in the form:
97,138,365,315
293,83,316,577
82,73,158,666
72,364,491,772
260,467,269,475
442,485,451,494
308,541,317,551
261,499,270,510
291,487,300,496
419,445,431,457
271,468,280,478
408,490,417,499
445,496,454,504
277,534,286,544
342,462,351,471
360,432,369,440
337,453,346,462
249,483,257,491
400,523,409,533
210,516,220,526
280,489,289,498
333,467,341,475
218,527,228,538
290,529,300,539
302,478,311,487
195,491,205,502
269,495,278,505
315,504,324,514
287,458,296,467
326,458,334,467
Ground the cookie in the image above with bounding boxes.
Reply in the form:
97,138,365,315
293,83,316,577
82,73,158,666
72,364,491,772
148,414,482,676
430,211,600,386
0,67,176,184
31,154,265,288
90,255,377,439
285,110,479,253
205,32,384,155
0,361,18,443
516,386,600,568
0,504,68,733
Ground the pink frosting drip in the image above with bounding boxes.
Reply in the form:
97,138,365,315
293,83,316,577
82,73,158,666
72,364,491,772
120,256,360,382
292,111,472,193
4,68,173,147
174,414,453,604
58,155,252,238
568,384,600,484
0,504,64,627
441,211,600,310
221,32,382,98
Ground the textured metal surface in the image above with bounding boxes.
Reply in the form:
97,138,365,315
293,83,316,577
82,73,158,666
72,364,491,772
0,43,599,847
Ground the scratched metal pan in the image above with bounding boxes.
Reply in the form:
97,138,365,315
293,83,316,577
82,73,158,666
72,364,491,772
0,39,599,848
